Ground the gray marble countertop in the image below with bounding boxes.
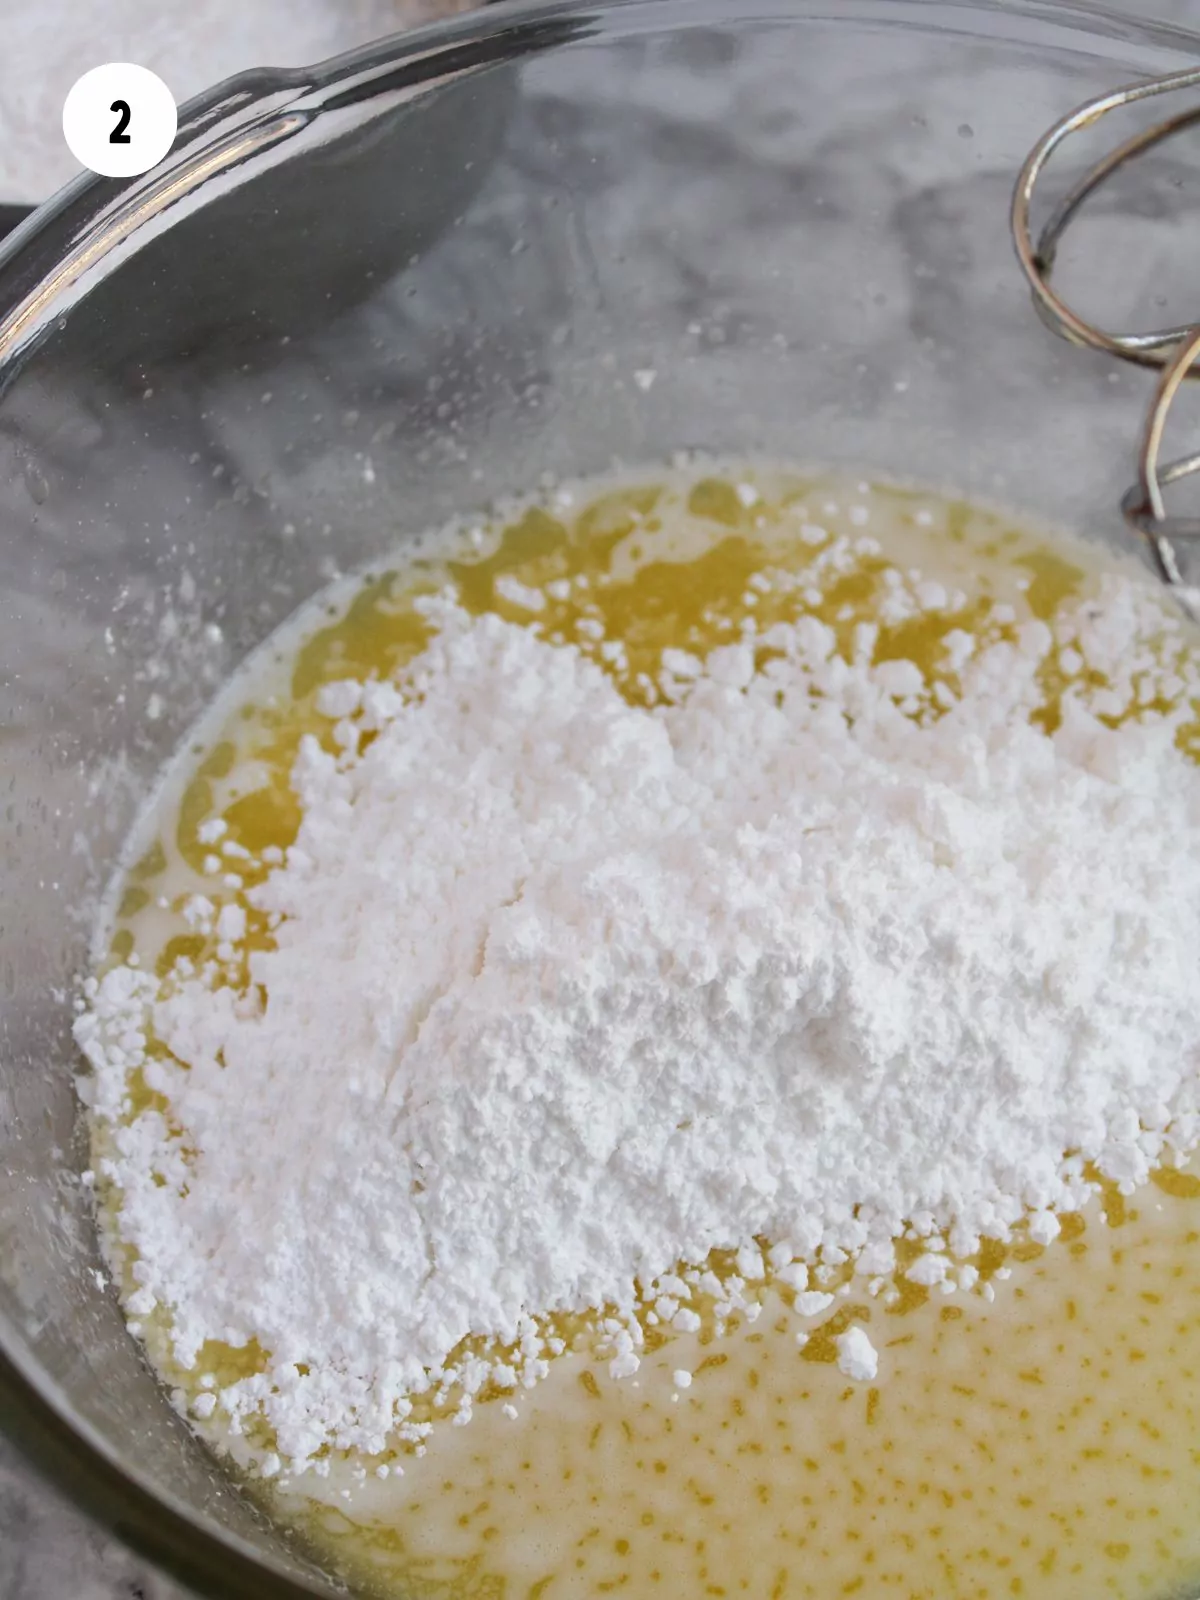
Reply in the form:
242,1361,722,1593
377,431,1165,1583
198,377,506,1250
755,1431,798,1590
3,0,1199,1596
0,1434,180,1600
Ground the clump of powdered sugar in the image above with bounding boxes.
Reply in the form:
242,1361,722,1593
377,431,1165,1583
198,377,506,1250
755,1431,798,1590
75,565,1200,1471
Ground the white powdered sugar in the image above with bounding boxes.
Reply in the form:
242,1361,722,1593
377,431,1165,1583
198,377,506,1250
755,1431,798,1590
75,567,1200,1471
835,1326,878,1383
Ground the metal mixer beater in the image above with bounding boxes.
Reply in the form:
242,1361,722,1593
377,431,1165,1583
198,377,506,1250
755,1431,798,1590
1013,66,1200,620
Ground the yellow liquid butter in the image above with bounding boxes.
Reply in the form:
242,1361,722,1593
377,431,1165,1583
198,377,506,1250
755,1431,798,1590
294,1181,1200,1600
92,464,1200,1600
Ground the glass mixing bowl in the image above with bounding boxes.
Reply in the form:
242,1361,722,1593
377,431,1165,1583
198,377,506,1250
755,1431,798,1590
3,1,1200,1594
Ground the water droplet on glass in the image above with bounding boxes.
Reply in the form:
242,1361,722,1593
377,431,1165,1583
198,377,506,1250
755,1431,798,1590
24,461,48,505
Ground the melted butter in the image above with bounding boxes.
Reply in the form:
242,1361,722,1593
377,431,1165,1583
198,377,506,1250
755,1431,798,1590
104,467,1105,981
87,463,1200,1600
289,1186,1200,1600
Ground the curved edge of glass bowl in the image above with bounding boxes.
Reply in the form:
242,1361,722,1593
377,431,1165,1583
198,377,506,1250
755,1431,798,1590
2,0,1198,393
0,0,594,396
0,1337,336,1600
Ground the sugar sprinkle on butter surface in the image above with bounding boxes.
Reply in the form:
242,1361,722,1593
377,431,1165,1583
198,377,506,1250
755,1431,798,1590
73,465,1200,1486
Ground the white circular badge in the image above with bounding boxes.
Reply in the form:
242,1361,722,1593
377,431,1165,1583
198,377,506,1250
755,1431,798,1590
63,64,178,179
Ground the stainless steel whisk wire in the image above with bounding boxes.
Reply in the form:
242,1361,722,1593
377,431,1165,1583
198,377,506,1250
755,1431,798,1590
1011,65,1200,617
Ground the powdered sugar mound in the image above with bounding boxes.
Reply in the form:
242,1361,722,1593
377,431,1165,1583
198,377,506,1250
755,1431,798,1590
75,581,1200,1468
